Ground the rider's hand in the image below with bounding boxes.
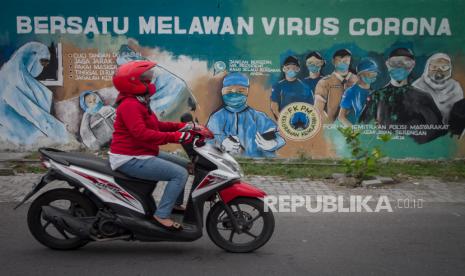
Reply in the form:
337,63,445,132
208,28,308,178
179,122,194,132
176,131,195,144
255,132,278,151
221,136,242,154
179,122,202,132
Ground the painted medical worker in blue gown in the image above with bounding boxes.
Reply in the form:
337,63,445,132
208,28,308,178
0,41,69,146
207,73,286,158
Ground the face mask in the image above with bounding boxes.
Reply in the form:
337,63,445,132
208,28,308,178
285,70,298,78
146,83,156,96
335,62,349,72
87,101,103,114
222,93,247,109
307,64,321,74
28,61,44,78
389,67,410,81
429,71,450,83
361,75,377,85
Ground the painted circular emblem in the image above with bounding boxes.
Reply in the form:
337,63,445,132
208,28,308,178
278,102,322,141
214,61,226,71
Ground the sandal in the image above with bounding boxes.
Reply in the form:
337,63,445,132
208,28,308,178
152,216,183,231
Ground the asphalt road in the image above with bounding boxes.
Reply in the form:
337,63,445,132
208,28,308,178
1,202,465,276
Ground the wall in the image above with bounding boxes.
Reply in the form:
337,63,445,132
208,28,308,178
0,0,464,158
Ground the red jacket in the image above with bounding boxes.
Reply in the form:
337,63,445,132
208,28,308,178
110,96,185,156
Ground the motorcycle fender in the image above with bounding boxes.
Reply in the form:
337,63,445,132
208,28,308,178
13,170,55,209
219,181,266,204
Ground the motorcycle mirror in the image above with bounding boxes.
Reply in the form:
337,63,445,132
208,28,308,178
180,113,194,123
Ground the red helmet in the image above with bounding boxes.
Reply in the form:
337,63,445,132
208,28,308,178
112,60,157,95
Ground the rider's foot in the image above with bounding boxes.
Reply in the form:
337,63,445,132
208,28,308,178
153,216,183,231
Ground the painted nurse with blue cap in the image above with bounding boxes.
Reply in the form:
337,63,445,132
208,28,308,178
207,72,286,157
338,58,379,127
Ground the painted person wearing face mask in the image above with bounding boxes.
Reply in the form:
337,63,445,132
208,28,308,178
303,51,325,102
413,53,464,124
0,41,70,146
270,56,312,119
314,49,358,123
207,72,286,157
360,48,445,144
338,58,379,127
79,91,116,150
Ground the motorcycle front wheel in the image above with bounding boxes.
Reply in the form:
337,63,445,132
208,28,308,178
206,197,275,253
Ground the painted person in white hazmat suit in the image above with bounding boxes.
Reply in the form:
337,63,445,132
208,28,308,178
79,90,116,150
0,41,69,146
413,53,464,124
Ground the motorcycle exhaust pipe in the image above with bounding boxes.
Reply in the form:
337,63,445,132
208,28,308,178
114,215,201,241
41,206,94,239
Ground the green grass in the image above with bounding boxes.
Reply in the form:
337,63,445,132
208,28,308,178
12,163,47,174
5,156,465,182
240,160,465,181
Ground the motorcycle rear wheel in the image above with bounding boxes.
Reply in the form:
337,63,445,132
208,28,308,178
206,197,275,253
27,188,97,250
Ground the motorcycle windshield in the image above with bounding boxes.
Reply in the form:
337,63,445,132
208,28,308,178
148,66,197,121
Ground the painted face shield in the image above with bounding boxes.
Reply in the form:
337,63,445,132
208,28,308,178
306,57,324,74
221,85,249,96
333,56,351,73
428,58,452,83
146,65,198,121
283,64,300,78
359,71,378,85
386,56,415,81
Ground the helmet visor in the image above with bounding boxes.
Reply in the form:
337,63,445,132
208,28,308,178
140,68,155,84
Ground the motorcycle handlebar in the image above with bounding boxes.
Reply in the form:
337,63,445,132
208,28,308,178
180,112,213,151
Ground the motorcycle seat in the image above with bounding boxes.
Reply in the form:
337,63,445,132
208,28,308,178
39,148,135,181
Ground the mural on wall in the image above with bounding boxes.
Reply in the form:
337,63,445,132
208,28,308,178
207,72,285,157
314,49,358,124
0,41,72,148
360,48,446,144
339,58,379,127
302,51,324,103
1,0,465,158
412,53,464,124
270,55,312,120
79,90,115,150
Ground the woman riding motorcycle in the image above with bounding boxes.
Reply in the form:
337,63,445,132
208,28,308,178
109,60,197,231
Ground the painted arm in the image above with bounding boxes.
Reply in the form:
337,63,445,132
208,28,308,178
338,108,353,127
255,112,286,152
79,114,100,150
314,81,329,123
206,112,227,146
270,101,280,120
